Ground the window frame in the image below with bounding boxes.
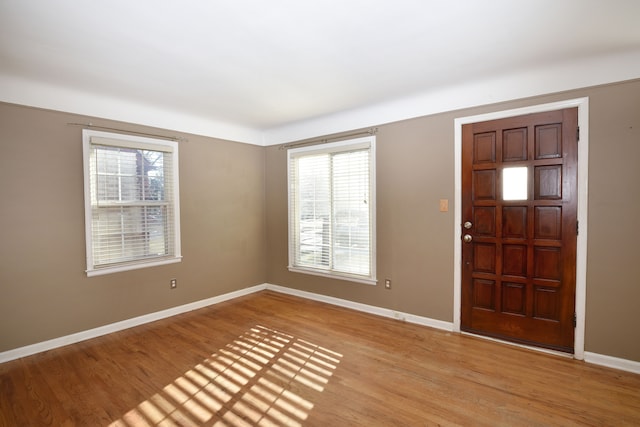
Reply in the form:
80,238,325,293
287,136,377,285
82,129,182,277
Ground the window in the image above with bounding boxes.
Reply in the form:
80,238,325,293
288,136,376,284
82,130,181,276
503,167,528,200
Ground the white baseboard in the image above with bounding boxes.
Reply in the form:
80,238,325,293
283,284,640,374
3,282,639,376
584,352,640,375
0,283,452,364
0,284,267,364
265,283,454,332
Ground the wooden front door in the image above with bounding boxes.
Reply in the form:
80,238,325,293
461,108,578,353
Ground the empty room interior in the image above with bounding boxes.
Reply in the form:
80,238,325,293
1,1,640,425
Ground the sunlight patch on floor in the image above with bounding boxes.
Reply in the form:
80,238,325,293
110,325,342,426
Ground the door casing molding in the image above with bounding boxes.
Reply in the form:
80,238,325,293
453,97,589,360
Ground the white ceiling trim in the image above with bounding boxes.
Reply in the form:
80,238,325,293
1,49,638,146
263,49,640,145
0,74,265,145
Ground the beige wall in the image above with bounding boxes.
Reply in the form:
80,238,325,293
265,79,640,362
0,103,267,352
2,79,639,363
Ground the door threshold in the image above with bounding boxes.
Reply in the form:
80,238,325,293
460,330,575,359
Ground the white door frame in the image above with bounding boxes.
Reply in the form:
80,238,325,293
453,97,589,360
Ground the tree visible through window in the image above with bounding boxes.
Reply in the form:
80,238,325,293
83,130,181,276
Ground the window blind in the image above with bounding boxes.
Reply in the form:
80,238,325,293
288,137,375,283
83,130,181,275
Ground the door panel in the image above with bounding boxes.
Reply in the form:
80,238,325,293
461,108,578,353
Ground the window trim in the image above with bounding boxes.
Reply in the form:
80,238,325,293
287,136,377,285
82,130,182,277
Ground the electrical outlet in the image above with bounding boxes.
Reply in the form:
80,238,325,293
170,278,177,289
385,279,391,289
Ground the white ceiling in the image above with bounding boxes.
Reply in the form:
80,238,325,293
1,0,639,145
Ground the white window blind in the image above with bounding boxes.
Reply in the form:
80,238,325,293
83,130,181,276
288,137,376,284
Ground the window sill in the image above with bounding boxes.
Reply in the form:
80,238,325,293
86,256,182,277
287,265,377,286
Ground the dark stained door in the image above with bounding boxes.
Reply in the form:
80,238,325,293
461,108,578,353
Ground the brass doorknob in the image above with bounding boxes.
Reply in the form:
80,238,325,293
463,234,473,243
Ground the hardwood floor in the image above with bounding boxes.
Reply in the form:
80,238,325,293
1,290,639,426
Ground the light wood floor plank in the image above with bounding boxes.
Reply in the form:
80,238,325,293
1,290,639,426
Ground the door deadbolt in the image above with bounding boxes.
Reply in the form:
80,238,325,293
463,221,472,229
